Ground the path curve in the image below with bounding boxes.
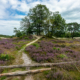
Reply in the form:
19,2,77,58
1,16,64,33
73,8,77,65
21,36,41,80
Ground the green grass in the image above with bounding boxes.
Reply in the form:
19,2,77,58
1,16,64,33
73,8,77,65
0,76,6,80
53,47,60,50
0,54,14,61
32,43,40,48
53,47,57,50
57,54,67,59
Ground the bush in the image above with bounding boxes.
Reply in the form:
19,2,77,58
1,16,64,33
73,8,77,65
32,43,40,48
0,54,14,61
53,47,57,50
54,31,65,37
57,54,67,59
57,48,60,51
24,37,28,39
19,36,23,39
65,33,71,38
46,32,53,38
0,76,6,80
60,44,66,48
53,47,60,50
15,46,20,50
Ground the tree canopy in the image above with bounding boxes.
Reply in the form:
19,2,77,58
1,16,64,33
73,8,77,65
14,4,80,38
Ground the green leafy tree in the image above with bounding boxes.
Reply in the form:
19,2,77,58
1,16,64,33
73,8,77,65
28,4,50,35
14,28,22,37
48,11,66,37
20,16,31,35
68,22,80,38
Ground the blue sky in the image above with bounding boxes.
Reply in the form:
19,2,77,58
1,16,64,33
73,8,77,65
0,0,80,35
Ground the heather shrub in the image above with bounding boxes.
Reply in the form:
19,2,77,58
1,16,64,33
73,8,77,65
19,36,23,39
60,44,66,48
52,40,65,43
46,69,73,80
70,45,76,49
0,49,4,54
24,37,28,39
46,70,64,80
25,39,80,63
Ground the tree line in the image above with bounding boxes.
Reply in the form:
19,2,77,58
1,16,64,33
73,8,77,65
14,4,80,38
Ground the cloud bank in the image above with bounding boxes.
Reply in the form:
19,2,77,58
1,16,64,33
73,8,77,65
0,0,80,35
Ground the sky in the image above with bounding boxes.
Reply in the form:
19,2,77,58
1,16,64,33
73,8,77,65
0,0,80,35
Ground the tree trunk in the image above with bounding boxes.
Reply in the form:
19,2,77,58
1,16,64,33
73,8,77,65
0,60,80,69
39,25,41,36
37,26,38,36
0,68,51,77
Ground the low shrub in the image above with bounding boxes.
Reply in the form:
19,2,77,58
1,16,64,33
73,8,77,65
60,44,66,48
57,54,67,59
15,46,20,50
57,48,60,51
32,43,40,48
24,37,28,39
53,47,57,50
0,54,14,61
53,47,60,51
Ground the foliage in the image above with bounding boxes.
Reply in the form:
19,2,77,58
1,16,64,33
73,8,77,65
0,36,33,65
32,43,40,48
14,28,23,37
25,39,80,63
13,4,80,38
0,54,14,61
53,47,57,50
57,54,67,59
0,34,11,38
0,76,6,80
67,22,80,38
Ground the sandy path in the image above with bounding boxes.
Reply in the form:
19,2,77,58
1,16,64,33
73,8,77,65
21,36,41,80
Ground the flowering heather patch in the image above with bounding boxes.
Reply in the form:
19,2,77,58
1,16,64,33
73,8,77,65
0,36,33,65
0,49,4,54
25,41,55,62
25,41,61,62
0,39,15,49
0,38,32,50
32,38,80,80
46,70,63,80
0,49,8,65
0,60,7,65
46,69,74,80
51,39,65,43
25,39,80,63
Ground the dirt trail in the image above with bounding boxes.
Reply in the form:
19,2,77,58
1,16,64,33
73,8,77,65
21,36,41,80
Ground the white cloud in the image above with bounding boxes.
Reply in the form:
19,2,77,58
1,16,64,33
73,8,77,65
14,15,25,19
0,20,20,35
16,1,30,12
0,0,9,19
